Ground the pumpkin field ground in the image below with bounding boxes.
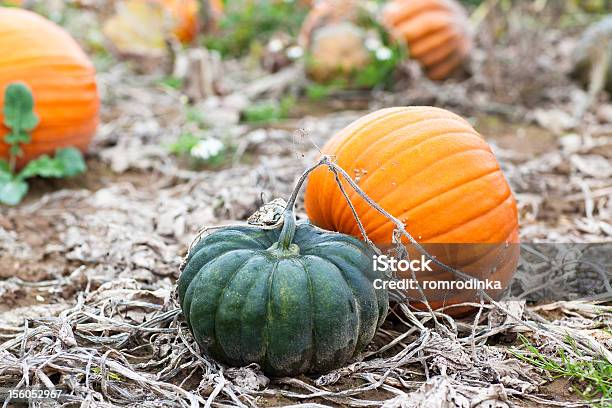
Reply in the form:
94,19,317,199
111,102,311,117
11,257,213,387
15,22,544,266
1,1,611,407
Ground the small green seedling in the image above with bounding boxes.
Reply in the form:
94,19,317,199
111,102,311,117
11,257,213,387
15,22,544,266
243,96,295,124
511,334,612,407
0,83,86,205
156,75,183,90
166,107,229,168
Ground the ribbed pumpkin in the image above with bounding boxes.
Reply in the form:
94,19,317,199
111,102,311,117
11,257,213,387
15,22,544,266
178,213,388,376
381,0,472,80
0,8,99,167
304,107,519,314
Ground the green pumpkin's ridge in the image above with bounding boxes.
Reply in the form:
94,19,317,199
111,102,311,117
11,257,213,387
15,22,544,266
180,233,269,305
300,230,367,252
238,256,274,365
182,247,237,329
186,228,263,260
297,256,319,371
302,255,360,370
317,251,381,352
261,256,281,373
236,260,266,364
296,228,370,252
187,249,255,356
314,253,364,355
214,254,266,364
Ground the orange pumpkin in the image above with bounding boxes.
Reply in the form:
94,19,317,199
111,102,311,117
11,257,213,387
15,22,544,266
0,8,99,167
160,0,200,43
381,0,472,80
161,0,224,43
304,107,519,315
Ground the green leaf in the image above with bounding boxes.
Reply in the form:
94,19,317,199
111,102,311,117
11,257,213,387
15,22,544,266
0,175,28,206
3,82,40,132
9,144,22,157
54,148,87,177
4,130,31,145
0,159,10,174
168,133,201,156
18,148,86,180
19,155,64,179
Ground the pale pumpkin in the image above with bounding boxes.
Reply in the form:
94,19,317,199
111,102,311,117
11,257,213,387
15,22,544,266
298,0,359,49
307,22,371,83
298,0,371,82
381,0,472,80
304,107,519,315
0,7,99,167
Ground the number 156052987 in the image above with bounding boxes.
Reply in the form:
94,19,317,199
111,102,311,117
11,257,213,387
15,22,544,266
0,387,65,402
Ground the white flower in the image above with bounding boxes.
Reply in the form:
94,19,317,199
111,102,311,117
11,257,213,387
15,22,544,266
365,37,381,51
375,47,393,61
190,138,224,160
286,45,304,60
268,38,284,53
364,1,379,13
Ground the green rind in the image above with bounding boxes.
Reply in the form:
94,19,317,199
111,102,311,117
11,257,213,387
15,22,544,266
186,249,256,359
265,258,314,375
301,255,359,373
179,222,389,376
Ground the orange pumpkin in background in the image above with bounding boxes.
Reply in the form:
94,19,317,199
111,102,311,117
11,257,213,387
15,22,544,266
304,107,519,315
381,0,472,80
161,0,200,43
161,0,224,42
0,7,99,167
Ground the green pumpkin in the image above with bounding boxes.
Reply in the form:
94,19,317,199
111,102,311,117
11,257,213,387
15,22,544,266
178,212,388,376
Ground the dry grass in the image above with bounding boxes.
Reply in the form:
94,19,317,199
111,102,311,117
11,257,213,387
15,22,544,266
1,1,611,406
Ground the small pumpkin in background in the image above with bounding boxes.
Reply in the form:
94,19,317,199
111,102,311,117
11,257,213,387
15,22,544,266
381,0,472,80
299,0,371,83
0,7,99,167
305,107,519,315
307,22,372,83
298,0,360,48
103,0,223,61
179,209,388,376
